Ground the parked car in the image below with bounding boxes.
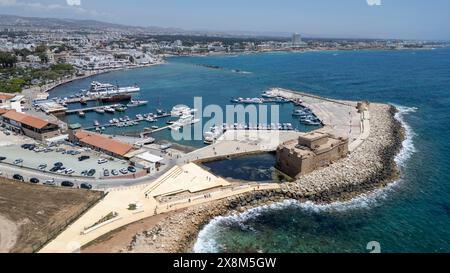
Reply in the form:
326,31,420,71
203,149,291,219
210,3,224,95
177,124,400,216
65,168,75,175
0,156,6,161
127,166,137,173
13,174,24,181
103,169,110,177
54,162,64,168
98,158,108,164
119,168,128,175
61,181,74,188
44,179,56,186
111,169,119,176
78,155,90,162
38,164,47,170
30,178,40,184
13,159,24,165
80,183,92,190
87,169,96,177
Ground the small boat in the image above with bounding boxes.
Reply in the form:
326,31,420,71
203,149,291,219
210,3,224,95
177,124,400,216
104,107,115,113
78,111,85,117
127,99,148,107
301,119,321,126
115,106,127,112
231,97,263,104
95,108,105,114
166,120,175,125
156,109,165,115
151,126,159,129
80,98,88,105
93,120,100,127
101,127,106,131
261,91,277,98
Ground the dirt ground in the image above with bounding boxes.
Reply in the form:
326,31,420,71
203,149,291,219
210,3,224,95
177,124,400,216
0,177,104,253
82,210,183,253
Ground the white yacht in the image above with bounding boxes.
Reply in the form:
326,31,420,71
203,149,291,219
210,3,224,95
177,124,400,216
171,105,197,117
204,126,223,145
86,81,140,97
127,99,148,107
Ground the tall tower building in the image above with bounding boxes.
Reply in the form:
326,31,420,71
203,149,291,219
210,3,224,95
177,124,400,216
292,33,302,46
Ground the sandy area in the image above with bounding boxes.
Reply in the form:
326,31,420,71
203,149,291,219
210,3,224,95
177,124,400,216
0,215,18,253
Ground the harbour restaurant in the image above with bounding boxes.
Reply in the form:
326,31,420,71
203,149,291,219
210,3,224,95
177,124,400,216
70,130,135,159
0,110,60,141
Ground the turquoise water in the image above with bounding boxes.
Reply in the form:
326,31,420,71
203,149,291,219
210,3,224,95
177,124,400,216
51,49,450,252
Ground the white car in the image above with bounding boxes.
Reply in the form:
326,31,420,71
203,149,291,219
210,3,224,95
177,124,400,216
44,179,56,186
65,168,75,175
98,158,108,164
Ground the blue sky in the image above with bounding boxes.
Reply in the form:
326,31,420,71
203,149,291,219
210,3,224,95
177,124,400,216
0,0,449,40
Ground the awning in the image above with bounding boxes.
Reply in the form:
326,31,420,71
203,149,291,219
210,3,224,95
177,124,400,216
134,152,163,163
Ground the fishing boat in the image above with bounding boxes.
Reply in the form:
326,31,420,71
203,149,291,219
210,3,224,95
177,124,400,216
127,99,148,107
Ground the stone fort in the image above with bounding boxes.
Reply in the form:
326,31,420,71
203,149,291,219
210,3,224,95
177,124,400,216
276,131,349,178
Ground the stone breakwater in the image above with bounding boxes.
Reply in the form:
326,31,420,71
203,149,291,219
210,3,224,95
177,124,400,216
125,103,405,253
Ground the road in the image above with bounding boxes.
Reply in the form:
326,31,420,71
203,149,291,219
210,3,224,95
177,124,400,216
0,158,176,190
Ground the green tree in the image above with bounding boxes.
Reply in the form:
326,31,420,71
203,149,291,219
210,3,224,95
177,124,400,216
0,52,17,68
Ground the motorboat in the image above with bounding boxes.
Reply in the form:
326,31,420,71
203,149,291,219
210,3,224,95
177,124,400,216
95,108,105,114
127,99,148,107
104,107,115,113
231,97,263,104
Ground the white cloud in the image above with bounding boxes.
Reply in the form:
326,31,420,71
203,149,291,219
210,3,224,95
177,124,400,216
0,0,109,17
367,0,382,6
66,0,81,6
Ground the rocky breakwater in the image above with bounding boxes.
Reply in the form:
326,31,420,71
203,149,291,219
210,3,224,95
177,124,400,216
125,103,405,253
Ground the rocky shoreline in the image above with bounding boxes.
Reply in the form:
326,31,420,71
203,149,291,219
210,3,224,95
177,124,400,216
124,103,405,253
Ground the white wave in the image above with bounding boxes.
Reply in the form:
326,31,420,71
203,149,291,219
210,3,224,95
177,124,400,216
393,105,417,169
194,104,418,253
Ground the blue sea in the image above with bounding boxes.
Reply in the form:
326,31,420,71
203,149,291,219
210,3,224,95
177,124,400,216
50,49,450,253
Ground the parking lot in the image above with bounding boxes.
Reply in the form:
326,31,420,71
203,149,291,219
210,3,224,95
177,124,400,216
0,142,134,179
